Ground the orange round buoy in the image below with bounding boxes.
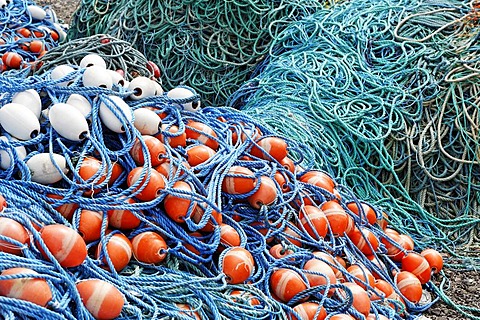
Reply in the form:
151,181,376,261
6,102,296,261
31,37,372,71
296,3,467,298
312,251,343,280
421,248,443,274
291,302,327,320
221,247,255,284
269,244,294,259
157,124,186,148
348,227,379,255
346,202,377,225
182,231,204,256
0,268,52,307
191,206,222,232
346,264,374,290
219,223,241,248
76,279,124,319
96,232,133,272
339,282,371,317
371,279,395,301
399,234,414,251
0,217,29,255
303,258,337,295
127,167,166,202
47,194,79,220
329,315,355,320
185,120,219,150
107,197,141,230
321,201,348,237
401,251,431,284
28,40,44,54
377,212,389,230
17,28,32,38
248,176,277,209
344,214,355,236
366,314,389,320
78,156,107,193
230,290,260,306
40,224,87,267
274,171,290,192
299,205,328,239
299,171,335,193
164,181,197,223
186,144,216,167
282,225,302,247
279,157,295,173
2,52,23,69
78,209,106,242
177,303,201,320
130,136,167,167
222,166,257,195
366,255,387,279
395,271,422,303
250,137,288,162
131,231,168,264
381,231,405,262
270,268,308,303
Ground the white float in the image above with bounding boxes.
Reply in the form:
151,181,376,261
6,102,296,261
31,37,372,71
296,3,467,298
49,103,89,141
0,103,40,140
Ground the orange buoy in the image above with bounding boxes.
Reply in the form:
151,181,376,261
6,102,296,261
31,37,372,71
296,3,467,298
221,166,257,195
371,279,395,301
164,181,197,223
291,302,327,320
366,255,387,279
312,251,343,280
230,290,260,306
321,201,348,237
381,232,405,262
107,197,141,230
78,209,106,242
247,176,277,209
274,171,290,192
78,156,107,193
420,248,443,274
269,244,294,259
96,232,133,272
395,271,422,303
346,202,377,225
157,124,187,148
250,137,288,162
185,120,219,150
344,214,355,236
282,225,302,247
130,136,167,167
303,258,337,295
0,268,52,307
191,206,222,232
76,279,124,319
47,194,79,220
401,251,431,284
279,156,295,173
299,171,335,193
40,224,87,267
221,247,255,284
219,223,241,248
0,217,29,255
329,315,355,320
29,40,45,54
2,52,23,69
270,268,308,303
131,231,168,264
346,264,374,290
186,144,216,167
399,234,414,251
377,212,389,230
127,167,166,201
339,282,371,317
298,205,328,239
348,227,379,255
366,314,389,320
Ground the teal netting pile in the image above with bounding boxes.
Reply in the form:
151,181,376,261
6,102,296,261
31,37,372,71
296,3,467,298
229,0,480,262
67,0,333,106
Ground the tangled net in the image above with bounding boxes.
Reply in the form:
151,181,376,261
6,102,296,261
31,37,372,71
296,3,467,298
67,0,333,106
229,0,480,261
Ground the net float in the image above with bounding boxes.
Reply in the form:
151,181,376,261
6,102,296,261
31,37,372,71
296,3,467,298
96,232,133,272
186,144,216,166
303,258,337,295
78,156,107,192
27,153,68,184
128,76,156,100
338,282,371,317
83,65,112,89
221,246,255,284
39,224,87,267
270,268,308,303
191,206,222,232
164,180,197,223
348,227,379,255
366,255,387,279
0,103,40,140
28,40,44,53
127,167,166,201
27,5,46,20
133,108,162,135
312,251,343,279
377,212,389,230
185,120,219,150
299,170,335,193
274,171,290,192
11,89,41,118
420,248,443,274
107,197,141,230
291,302,327,320
79,53,106,69
49,103,89,141
108,70,126,87
130,136,167,167
248,176,277,209
366,314,389,320
222,166,257,195
0,136,27,169
176,303,201,320
0,268,52,307
381,231,405,262
279,156,295,173
50,64,76,86
182,231,204,256
371,279,395,301
230,290,260,306
131,231,168,264
17,28,32,38
76,279,124,320
99,95,133,133
157,124,186,148
52,23,66,42
401,251,431,284
0,217,29,255
250,137,288,162
78,209,105,242
298,205,328,240
281,225,302,247
46,194,79,220
2,52,23,69
219,223,241,248
346,202,377,225
395,271,422,303
346,264,374,290
269,243,294,259
146,60,161,79
399,234,414,251
321,201,348,237
167,87,201,112
153,80,164,96
66,94,92,118
329,315,355,320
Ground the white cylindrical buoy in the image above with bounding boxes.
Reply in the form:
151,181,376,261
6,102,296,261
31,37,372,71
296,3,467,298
0,0,8,9
49,103,89,141
167,87,201,112
11,89,42,119
99,96,133,133
0,103,40,140
66,94,92,118
153,81,164,96
53,23,67,42
108,70,126,87
27,5,46,20
80,54,107,69
26,153,68,184
83,66,112,89
0,136,26,170
133,108,161,135
128,77,156,100
51,65,76,86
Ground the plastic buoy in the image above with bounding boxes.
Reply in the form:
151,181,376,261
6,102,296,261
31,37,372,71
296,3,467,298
164,180,197,223
107,197,141,230
153,80,164,96
83,65,112,89
347,202,377,225
395,271,422,303
40,224,87,267
270,268,308,303
349,227,379,255
0,136,27,169
321,201,348,237
27,5,46,20
130,135,167,167
401,252,431,284
346,264,375,290
222,166,257,195
291,302,327,320
96,232,133,272
250,137,288,162
128,76,156,100
186,144,216,167
247,176,277,209
80,53,107,69
0,268,52,307
49,103,89,141
131,231,168,264
99,95,133,133
12,89,42,118
78,209,105,242
0,103,40,140
133,108,162,135
221,247,255,284
0,217,29,255
158,124,186,148
421,248,443,274
299,205,328,239
127,167,166,201
185,121,219,150
26,153,68,184
2,52,23,69
339,282,371,317
269,244,294,259
108,70,126,87
66,94,92,118
167,87,201,112
76,279,125,319
51,65,76,86
219,223,241,248
299,171,335,194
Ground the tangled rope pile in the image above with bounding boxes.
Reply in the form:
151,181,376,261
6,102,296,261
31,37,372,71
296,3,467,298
229,0,480,262
67,0,333,106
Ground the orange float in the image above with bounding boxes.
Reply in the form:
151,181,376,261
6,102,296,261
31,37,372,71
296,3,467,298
312,251,343,279
221,247,255,284
131,231,168,264
157,124,186,148
130,135,167,166
282,225,302,247
250,137,288,162
107,197,141,230
299,171,335,193
0,217,29,255
321,201,348,236
230,290,260,306
381,231,405,262
401,251,431,284
346,264,374,290
164,180,197,223
270,268,308,303
127,167,166,201
371,279,395,301
279,156,295,173
248,176,277,209
40,224,87,268
329,315,355,320
303,258,337,295
0,268,52,307
186,144,216,166
221,166,257,195
269,244,294,259
191,206,222,232
273,171,290,192
348,227,379,255
395,271,422,303
76,279,124,319
185,120,219,150
291,302,327,320
298,205,328,239
78,209,105,242
47,193,79,220
96,232,133,272
176,303,201,320
2,52,23,69
421,248,443,274
338,282,371,317
399,234,415,251
219,223,241,248
346,202,377,225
